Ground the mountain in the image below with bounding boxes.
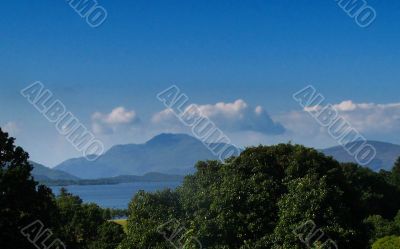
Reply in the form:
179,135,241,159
30,161,79,181
55,133,238,179
322,141,400,171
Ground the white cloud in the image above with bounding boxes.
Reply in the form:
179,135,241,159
304,100,400,133
92,107,139,134
152,99,285,135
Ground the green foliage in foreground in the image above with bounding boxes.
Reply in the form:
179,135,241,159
364,214,400,244
0,128,125,249
54,188,126,249
0,128,57,249
121,144,400,249
372,236,400,249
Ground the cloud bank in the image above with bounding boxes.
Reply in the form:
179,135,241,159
304,100,400,133
89,99,400,150
152,99,285,135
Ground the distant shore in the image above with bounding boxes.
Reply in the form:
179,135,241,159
38,173,184,186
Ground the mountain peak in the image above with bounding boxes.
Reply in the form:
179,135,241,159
145,133,198,145
55,132,227,178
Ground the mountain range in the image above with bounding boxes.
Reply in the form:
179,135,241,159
322,140,400,171
30,133,400,180
54,133,237,179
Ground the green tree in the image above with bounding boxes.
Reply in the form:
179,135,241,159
364,215,400,245
55,188,125,249
342,163,400,219
394,210,400,228
0,128,57,249
88,222,125,249
271,174,357,249
391,157,400,187
372,236,400,249
177,160,226,248
202,146,287,248
0,128,126,249
120,189,182,249
188,145,369,248
123,144,400,249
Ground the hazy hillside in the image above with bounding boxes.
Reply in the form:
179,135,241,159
30,161,79,180
323,141,400,171
54,135,400,179
40,172,184,186
55,133,238,179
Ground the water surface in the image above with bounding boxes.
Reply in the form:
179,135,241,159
51,181,182,209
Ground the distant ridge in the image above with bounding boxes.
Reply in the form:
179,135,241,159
322,141,400,171
55,133,238,179
53,133,400,178
39,172,184,186
30,161,79,181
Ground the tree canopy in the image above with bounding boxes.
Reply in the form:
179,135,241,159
122,144,400,248
0,128,125,249
0,128,57,248
372,236,400,249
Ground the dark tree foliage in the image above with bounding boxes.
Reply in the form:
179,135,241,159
123,144,400,249
120,189,182,249
342,163,400,220
390,157,400,187
0,128,57,249
87,222,126,249
364,215,400,244
0,128,125,249
55,188,126,249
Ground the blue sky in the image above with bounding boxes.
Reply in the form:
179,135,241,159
1,0,400,166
